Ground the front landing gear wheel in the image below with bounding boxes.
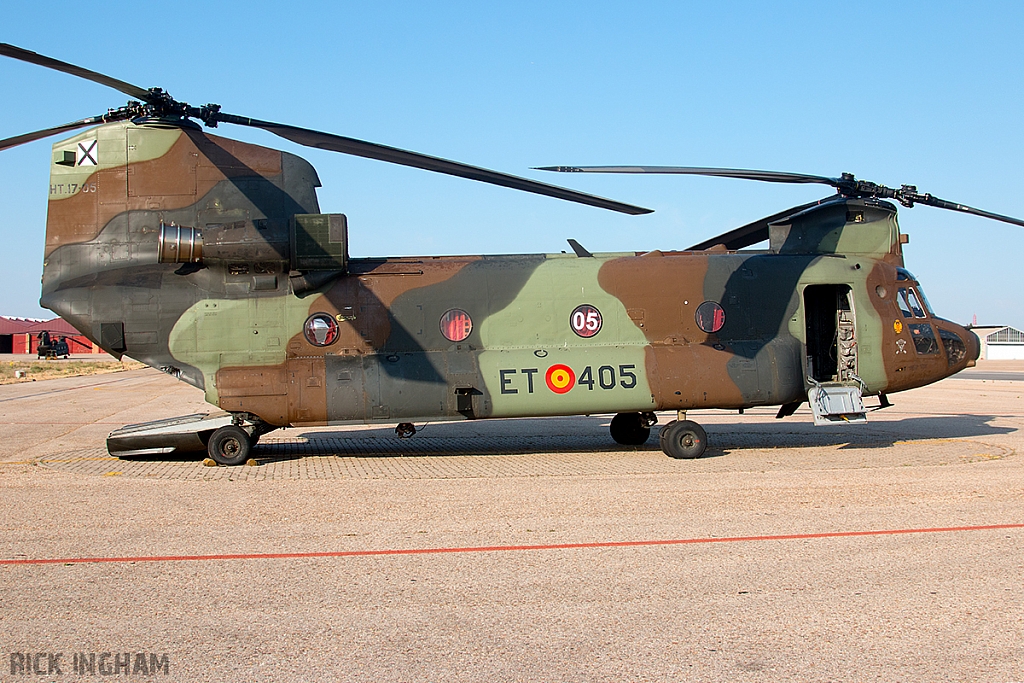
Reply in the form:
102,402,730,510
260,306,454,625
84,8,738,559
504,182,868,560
207,425,252,466
659,420,707,459
610,412,651,446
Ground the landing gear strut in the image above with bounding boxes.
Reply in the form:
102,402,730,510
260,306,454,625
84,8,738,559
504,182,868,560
609,412,658,445
658,419,708,459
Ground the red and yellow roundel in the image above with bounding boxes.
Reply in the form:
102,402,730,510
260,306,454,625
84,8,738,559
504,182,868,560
545,364,575,394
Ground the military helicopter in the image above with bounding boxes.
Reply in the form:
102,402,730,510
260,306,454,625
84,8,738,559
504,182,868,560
3,44,1018,465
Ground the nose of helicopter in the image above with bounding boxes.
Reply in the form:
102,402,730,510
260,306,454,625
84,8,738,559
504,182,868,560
966,327,981,365
938,320,980,372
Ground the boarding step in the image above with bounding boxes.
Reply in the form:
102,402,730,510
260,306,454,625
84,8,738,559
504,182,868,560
807,382,867,426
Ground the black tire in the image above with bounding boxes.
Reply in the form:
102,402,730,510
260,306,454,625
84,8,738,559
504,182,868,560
207,425,251,466
660,420,707,459
609,412,651,446
659,419,676,451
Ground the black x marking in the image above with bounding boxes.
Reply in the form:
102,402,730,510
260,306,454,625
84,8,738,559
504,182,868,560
77,139,97,166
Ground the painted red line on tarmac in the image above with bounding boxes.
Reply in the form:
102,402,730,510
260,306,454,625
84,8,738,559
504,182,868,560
3,523,1022,567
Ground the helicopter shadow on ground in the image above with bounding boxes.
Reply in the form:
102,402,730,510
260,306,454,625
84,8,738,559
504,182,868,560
702,413,1015,456
250,416,665,464
108,416,634,464
111,413,1015,465
115,450,209,464
239,412,1016,464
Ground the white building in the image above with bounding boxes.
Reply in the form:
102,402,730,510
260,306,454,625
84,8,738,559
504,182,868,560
969,326,1024,360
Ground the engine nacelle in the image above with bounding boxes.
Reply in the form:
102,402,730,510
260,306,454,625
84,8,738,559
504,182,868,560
157,213,348,272
157,223,204,263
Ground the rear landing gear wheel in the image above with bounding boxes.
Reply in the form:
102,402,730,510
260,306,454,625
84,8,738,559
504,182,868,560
610,412,651,446
207,425,252,466
659,420,707,459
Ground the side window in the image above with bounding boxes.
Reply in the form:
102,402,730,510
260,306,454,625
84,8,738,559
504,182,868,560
906,288,926,318
896,288,913,318
940,329,967,366
909,323,940,354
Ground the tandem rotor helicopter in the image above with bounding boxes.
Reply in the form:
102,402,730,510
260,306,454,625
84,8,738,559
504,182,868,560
4,43,1021,465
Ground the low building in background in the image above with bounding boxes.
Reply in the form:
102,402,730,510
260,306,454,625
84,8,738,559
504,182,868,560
0,316,41,353
968,325,1024,360
0,316,101,355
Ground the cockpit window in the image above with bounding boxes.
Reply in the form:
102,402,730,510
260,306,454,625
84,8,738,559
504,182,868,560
896,288,913,318
909,323,940,354
896,268,916,282
906,288,927,318
914,286,936,316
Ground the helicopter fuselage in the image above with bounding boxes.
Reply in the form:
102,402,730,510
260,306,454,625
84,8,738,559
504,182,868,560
40,121,977,432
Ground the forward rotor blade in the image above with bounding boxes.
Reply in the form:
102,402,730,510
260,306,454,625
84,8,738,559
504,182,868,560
536,165,840,186
0,115,112,152
539,165,1024,228
0,43,152,102
216,114,652,215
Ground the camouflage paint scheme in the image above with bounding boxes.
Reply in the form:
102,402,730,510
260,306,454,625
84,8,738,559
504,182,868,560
41,121,979,428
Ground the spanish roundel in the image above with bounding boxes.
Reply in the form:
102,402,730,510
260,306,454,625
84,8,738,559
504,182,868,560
545,364,575,394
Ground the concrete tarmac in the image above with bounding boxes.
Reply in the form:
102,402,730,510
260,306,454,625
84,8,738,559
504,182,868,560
0,364,1022,682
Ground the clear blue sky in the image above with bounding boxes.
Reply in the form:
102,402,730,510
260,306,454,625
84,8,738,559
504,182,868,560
2,1,1022,329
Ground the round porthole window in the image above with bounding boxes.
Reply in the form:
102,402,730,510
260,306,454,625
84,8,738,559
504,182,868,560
695,301,726,334
569,304,603,338
440,308,473,342
304,313,340,346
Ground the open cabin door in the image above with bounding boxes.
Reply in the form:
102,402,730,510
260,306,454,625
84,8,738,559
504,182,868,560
802,284,866,425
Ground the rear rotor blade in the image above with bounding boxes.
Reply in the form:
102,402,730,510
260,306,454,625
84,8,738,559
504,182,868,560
0,43,153,102
1,43,652,214
218,114,653,215
0,114,114,152
536,165,840,186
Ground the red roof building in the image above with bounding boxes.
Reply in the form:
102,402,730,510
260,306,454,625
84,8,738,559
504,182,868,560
0,317,40,335
0,316,100,355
